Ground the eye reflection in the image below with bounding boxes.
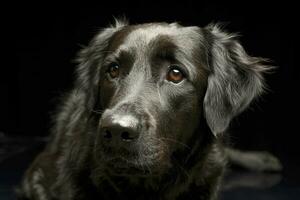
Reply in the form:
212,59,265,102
166,66,185,83
107,63,120,79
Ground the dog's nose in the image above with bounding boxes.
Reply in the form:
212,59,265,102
100,114,139,146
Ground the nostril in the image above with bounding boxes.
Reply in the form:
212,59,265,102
121,131,135,141
103,130,112,139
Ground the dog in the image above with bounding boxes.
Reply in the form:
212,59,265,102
17,20,281,200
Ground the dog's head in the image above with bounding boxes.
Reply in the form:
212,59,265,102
76,20,269,176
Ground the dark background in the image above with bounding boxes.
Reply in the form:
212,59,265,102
1,1,297,166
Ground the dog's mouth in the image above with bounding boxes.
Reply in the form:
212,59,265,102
105,157,153,176
96,138,170,176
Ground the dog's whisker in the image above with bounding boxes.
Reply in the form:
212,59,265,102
171,155,191,180
138,155,147,174
90,109,104,114
100,50,115,54
160,137,192,150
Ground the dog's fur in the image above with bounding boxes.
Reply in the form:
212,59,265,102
18,20,274,200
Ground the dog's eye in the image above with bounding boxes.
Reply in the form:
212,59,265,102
166,66,185,83
107,63,120,79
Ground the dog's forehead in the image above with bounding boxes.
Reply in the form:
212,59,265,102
124,24,184,44
108,23,207,81
117,23,201,51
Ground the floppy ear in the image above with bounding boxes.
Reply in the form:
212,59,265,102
75,19,127,112
203,24,271,136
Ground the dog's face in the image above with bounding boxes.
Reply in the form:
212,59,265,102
97,24,208,175
76,21,268,177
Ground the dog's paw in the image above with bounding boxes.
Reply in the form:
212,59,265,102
237,151,283,172
250,151,283,172
226,148,283,172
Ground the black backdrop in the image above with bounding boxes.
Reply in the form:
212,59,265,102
1,2,297,159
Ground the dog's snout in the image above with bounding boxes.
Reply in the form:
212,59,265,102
100,114,140,146
102,123,138,141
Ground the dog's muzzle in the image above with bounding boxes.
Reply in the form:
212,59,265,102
100,112,140,149
96,105,160,175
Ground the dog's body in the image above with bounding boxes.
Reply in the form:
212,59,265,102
18,21,276,200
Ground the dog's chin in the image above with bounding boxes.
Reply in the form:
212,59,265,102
103,157,165,177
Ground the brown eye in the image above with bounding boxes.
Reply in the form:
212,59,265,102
166,66,185,83
107,63,119,79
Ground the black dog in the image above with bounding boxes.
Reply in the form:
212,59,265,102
18,20,280,200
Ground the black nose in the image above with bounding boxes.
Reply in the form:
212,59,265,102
100,114,139,147
102,125,138,141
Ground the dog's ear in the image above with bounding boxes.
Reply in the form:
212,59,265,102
75,19,127,111
203,24,271,136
